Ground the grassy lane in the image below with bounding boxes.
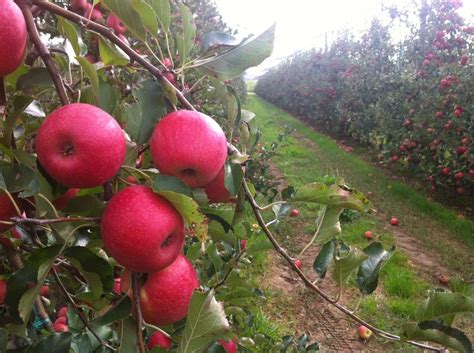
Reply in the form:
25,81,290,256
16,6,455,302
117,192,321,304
244,94,474,342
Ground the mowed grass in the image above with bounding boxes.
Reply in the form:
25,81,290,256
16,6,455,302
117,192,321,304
244,94,473,336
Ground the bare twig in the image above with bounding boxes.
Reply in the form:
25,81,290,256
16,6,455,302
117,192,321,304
11,216,101,225
52,267,117,351
16,0,70,106
214,250,245,290
241,178,444,352
132,273,146,353
32,0,195,111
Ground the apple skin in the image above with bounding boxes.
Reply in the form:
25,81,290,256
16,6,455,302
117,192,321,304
57,306,68,318
0,193,18,234
55,316,67,325
357,325,372,340
0,0,27,77
39,285,50,297
218,339,238,353
35,103,126,188
363,231,373,240
84,3,103,21
113,278,121,294
294,259,302,269
121,254,199,326
53,322,69,333
106,13,127,34
53,188,80,210
102,186,185,273
147,331,172,351
0,279,7,305
390,217,399,226
290,209,300,217
203,166,234,203
71,0,87,12
150,110,228,188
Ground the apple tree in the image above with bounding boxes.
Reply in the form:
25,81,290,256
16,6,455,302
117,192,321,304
0,1,472,352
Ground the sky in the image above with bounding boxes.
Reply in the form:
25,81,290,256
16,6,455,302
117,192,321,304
214,0,474,77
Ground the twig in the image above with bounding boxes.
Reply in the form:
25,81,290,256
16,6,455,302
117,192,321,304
52,268,117,351
11,216,101,225
241,178,444,352
32,0,195,111
0,77,6,107
16,0,69,106
214,250,245,290
132,273,146,353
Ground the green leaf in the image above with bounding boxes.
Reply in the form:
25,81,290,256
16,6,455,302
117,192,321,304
145,0,170,31
314,207,343,245
153,174,193,198
450,277,474,297
16,67,54,91
226,86,241,130
417,291,474,322
56,16,84,57
333,246,368,286
224,162,244,197
91,296,132,326
198,24,275,81
176,3,196,65
177,291,230,353
0,164,40,197
292,183,370,211
246,235,273,256
62,195,104,217
99,37,129,66
119,317,138,353
401,321,472,353
101,0,146,42
357,242,395,294
29,333,73,353
0,328,8,352
201,32,239,52
207,242,224,272
124,80,166,144
76,57,99,99
313,239,336,278
131,0,158,35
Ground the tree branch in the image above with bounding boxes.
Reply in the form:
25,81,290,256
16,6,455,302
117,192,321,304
16,0,70,106
241,178,445,352
32,0,196,111
11,216,101,225
132,273,146,353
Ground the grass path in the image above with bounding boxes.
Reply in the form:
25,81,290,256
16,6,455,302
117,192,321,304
244,94,474,348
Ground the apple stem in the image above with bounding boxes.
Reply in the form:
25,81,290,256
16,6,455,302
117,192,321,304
242,178,445,352
132,272,146,353
15,0,70,106
52,267,117,351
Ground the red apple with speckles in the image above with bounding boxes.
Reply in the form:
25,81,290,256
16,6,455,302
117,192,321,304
57,306,68,318
294,259,302,269
84,3,102,21
147,331,172,351
357,325,372,340
390,217,399,226
53,322,69,333
35,103,126,188
290,209,300,217
0,279,7,305
151,110,227,188
0,193,18,234
102,186,185,273
441,167,450,176
106,13,127,34
121,254,199,326
363,231,373,240
218,339,238,353
163,57,172,69
55,316,67,325
0,0,27,77
454,172,464,180
203,166,238,204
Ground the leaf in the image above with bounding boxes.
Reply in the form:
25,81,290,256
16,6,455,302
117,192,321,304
119,317,138,353
313,239,336,278
224,162,244,197
207,242,224,272
357,242,395,294
198,24,275,81
401,321,472,353
98,37,129,66
62,195,104,217
101,0,146,42
24,100,46,118
16,67,54,91
0,328,8,352
177,291,230,353
0,164,40,197
131,0,158,35
246,235,273,256
91,296,132,326
125,80,166,144
175,3,196,65
417,291,474,322
29,333,73,353
333,246,368,286
315,207,343,245
56,16,84,57
226,86,241,129
153,174,193,197
76,57,99,99
292,183,370,211
152,176,208,241
201,32,240,52
145,0,170,31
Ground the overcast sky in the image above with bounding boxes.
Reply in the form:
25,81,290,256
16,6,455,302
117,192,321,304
213,0,474,77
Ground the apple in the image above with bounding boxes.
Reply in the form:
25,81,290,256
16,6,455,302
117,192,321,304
203,166,236,204
456,187,465,195
456,146,468,155
164,72,176,85
240,239,247,251
294,259,302,269
121,254,199,326
39,285,50,297
35,103,126,188
102,186,185,273
460,55,469,65
363,231,373,240
57,306,68,318
391,155,399,162
53,188,80,210
441,167,450,176
435,111,444,119
218,339,237,353
71,0,87,12
454,172,464,180
106,13,127,34
150,110,228,188
290,209,300,217
84,3,102,21
147,331,172,351
357,325,373,340
55,316,67,325
53,322,69,333
0,193,18,234
438,274,450,286
113,278,121,294
0,279,7,305
163,57,172,69
390,217,399,226
0,0,27,77
117,34,129,46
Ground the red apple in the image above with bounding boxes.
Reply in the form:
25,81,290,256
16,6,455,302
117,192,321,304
84,3,102,22
363,231,373,240
294,259,302,269
390,217,399,226
53,322,69,333
164,72,176,85
113,278,121,294
441,167,450,176
218,339,237,353
53,188,80,210
391,155,399,162
35,103,126,188
203,166,235,203
290,209,300,217
0,0,27,77
357,325,373,340
0,279,7,305
163,57,172,69
57,306,68,318
106,13,127,34
456,187,465,195
0,193,18,234
71,0,87,12
150,110,228,188
147,331,172,351
454,172,464,180
240,239,247,251
54,316,67,325
121,254,199,326
438,274,450,286
102,186,185,273
39,285,50,297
